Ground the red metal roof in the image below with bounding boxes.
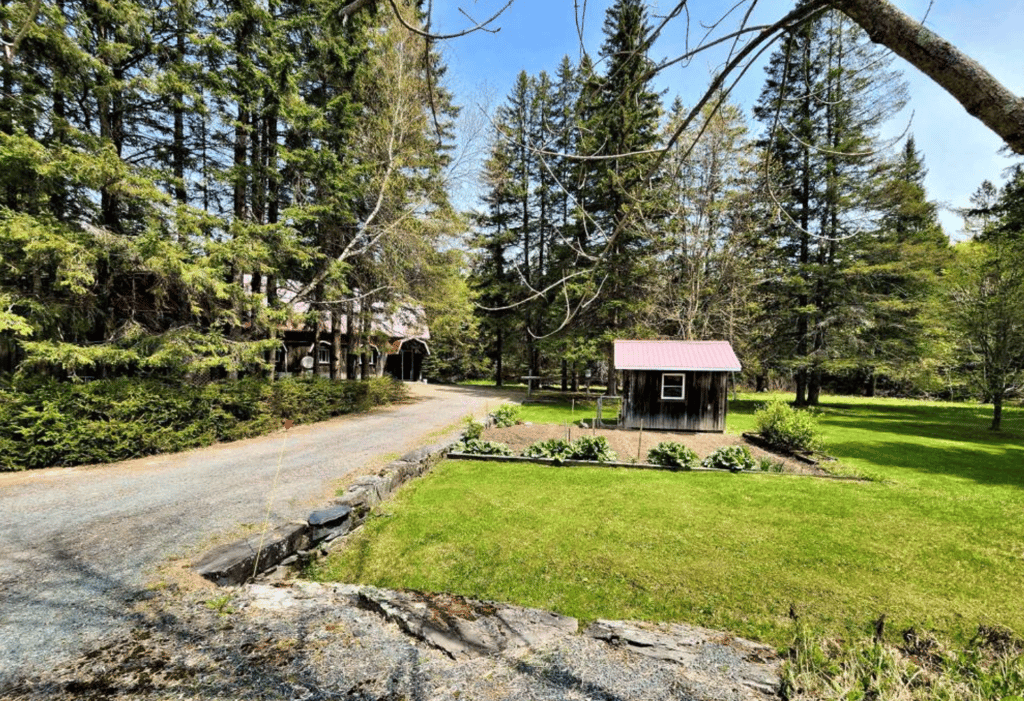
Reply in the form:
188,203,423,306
613,340,741,372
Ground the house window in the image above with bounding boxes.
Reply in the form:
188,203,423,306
661,373,685,400
318,345,330,365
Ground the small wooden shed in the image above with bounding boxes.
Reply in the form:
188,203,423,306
614,339,741,432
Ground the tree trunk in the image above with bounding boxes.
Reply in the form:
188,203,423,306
331,310,343,380
494,326,503,387
991,393,1003,431
606,344,618,396
561,358,568,391
807,371,821,406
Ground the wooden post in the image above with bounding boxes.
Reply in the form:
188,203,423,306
637,419,643,463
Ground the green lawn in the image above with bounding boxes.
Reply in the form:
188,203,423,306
310,393,1024,648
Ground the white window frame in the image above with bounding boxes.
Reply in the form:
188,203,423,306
317,343,331,365
661,373,685,401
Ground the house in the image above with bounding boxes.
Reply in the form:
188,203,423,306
613,339,741,432
243,275,430,381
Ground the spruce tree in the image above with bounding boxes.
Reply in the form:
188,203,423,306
577,0,664,394
754,6,907,404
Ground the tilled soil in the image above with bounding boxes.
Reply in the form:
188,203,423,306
482,423,822,474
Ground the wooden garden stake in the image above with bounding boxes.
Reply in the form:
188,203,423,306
637,419,643,463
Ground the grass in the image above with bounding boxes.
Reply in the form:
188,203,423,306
309,392,1024,651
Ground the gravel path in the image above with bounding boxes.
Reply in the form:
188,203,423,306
0,383,512,686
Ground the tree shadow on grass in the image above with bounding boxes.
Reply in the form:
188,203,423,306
731,397,1023,489
826,435,1024,489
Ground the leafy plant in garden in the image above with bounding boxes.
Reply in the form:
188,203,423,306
452,439,513,456
754,400,823,453
522,436,618,463
701,445,756,472
758,457,785,473
647,442,700,470
567,436,617,462
492,403,523,428
462,416,485,440
522,438,574,462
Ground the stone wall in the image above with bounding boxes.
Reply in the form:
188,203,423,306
193,438,455,586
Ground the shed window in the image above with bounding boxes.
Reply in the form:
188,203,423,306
661,373,685,400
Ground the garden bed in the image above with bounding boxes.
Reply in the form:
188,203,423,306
480,423,831,475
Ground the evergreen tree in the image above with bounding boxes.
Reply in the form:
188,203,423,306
576,0,664,394
852,136,949,395
754,6,907,404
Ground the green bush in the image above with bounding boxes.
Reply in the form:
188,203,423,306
492,403,523,428
701,445,756,472
451,439,513,456
754,399,823,453
0,375,407,471
647,442,700,470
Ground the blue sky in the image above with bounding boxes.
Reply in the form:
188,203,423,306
433,0,1024,239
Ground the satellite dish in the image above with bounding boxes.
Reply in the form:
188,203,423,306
300,355,315,369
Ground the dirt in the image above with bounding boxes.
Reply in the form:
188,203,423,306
482,423,826,475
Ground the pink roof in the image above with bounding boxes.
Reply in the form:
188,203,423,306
613,340,741,372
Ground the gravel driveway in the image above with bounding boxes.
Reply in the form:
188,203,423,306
0,383,512,686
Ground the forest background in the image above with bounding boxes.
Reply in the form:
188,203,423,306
1,0,1022,443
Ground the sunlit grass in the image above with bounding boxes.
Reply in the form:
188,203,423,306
310,393,1024,649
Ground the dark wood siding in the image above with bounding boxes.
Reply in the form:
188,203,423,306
620,370,729,432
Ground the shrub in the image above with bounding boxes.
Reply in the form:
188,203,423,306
566,436,617,462
522,438,574,464
754,399,823,453
451,439,513,456
702,445,756,472
0,375,407,471
647,442,700,470
492,403,523,428
462,415,485,441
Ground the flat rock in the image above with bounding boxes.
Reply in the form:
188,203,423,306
307,504,352,541
585,619,781,696
357,587,579,660
194,522,311,586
